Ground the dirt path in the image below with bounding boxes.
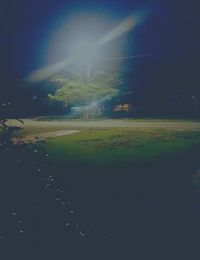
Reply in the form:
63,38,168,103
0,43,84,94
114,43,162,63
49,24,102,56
12,130,80,143
8,118,200,130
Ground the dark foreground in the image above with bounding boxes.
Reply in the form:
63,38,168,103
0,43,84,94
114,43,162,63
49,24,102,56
1,141,200,260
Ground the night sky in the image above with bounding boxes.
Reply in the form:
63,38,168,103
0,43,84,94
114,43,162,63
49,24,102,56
1,0,200,113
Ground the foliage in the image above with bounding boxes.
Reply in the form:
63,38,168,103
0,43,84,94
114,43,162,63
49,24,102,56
48,69,122,107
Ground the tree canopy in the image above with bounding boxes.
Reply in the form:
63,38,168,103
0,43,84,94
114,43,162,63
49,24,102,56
48,68,122,107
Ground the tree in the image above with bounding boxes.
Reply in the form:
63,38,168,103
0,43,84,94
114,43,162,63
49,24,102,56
48,68,122,118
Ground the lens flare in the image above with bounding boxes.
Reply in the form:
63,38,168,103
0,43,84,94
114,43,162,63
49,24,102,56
26,9,147,83
25,59,73,83
97,12,144,46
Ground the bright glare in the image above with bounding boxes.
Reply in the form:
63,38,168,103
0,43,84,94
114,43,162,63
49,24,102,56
97,12,144,46
25,59,73,83
72,39,99,65
90,102,98,107
26,9,147,83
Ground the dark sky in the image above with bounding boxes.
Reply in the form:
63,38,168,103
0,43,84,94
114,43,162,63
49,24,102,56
1,0,200,107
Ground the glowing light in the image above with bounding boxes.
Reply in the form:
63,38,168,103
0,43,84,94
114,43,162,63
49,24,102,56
90,101,98,107
72,38,99,65
26,9,147,83
97,13,142,46
25,58,73,83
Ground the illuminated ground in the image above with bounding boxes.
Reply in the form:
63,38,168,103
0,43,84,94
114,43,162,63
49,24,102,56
7,118,200,131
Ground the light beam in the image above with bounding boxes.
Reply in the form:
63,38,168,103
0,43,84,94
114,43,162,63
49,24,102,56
97,11,145,46
26,9,147,83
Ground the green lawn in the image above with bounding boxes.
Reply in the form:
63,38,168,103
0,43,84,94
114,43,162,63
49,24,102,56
45,128,200,164
2,123,200,190
43,128,200,192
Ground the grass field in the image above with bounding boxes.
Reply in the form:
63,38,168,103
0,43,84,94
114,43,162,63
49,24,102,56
41,127,200,192
2,123,200,197
45,128,200,164
2,122,200,183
